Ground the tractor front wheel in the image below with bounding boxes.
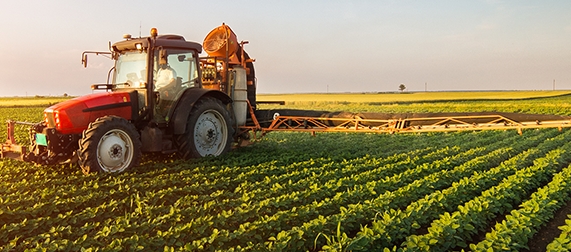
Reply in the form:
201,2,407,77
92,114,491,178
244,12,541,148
78,116,142,174
176,97,233,159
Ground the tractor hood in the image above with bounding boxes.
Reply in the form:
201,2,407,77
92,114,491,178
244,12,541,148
44,92,136,135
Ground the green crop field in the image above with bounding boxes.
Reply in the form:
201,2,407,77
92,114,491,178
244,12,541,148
257,91,571,115
258,90,571,103
0,96,71,108
3,92,571,251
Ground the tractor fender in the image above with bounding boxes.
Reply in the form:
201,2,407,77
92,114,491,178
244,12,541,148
171,88,232,135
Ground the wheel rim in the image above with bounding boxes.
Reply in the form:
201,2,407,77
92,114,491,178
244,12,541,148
96,129,134,172
194,109,228,157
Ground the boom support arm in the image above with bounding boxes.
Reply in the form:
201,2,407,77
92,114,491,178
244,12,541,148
239,110,571,142
262,114,571,134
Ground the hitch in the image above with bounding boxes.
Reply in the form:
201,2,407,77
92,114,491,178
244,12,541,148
1,120,30,160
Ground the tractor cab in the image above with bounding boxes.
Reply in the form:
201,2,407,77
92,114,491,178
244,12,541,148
103,30,203,124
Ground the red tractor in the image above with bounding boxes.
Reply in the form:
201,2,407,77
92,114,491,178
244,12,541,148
3,24,256,174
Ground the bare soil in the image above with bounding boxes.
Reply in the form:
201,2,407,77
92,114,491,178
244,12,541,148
523,197,571,251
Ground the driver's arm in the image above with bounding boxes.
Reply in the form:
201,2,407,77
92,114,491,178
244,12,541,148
155,68,176,90
163,69,176,89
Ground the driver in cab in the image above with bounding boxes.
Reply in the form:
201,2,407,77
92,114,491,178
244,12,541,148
155,57,177,99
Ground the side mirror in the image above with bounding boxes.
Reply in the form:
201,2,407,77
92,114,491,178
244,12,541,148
82,53,88,68
159,49,167,62
81,51,112,68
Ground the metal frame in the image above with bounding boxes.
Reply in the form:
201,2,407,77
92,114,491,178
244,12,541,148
239,112,571,142
1,120,31,160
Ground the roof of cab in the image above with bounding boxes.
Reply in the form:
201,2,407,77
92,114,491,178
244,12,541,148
112,34,202,53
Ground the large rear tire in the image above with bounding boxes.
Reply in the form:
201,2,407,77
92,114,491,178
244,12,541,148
176,97,233,159
78,116,142,174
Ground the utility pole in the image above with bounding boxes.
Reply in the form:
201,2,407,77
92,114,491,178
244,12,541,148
553,79,556,91
425,82,427,92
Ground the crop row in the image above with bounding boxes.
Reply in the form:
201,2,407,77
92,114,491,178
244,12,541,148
547,214,571,250
135,129,523,250
472,161,571,251
257,129,565,251
0,131,500,249
2,128,571,251
0,129,515,250
398,142,571,251
339,128,567,250
0,131,490,225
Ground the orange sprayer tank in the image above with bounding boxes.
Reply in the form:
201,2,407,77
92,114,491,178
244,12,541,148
203,24,238,57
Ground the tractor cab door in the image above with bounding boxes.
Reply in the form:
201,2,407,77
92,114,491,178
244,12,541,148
112,51,149,117
153,49,199,122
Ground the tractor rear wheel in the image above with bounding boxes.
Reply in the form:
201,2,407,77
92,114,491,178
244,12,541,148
78,116,142,174
176,97,233,159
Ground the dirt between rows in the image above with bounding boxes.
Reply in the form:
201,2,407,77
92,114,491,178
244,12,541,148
523,197,571,251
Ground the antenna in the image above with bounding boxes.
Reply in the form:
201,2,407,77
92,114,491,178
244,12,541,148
139,21,142,38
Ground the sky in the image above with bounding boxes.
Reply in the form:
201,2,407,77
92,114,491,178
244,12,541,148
1,0,571,96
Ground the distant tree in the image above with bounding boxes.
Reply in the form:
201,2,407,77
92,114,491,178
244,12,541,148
63,93,68,97
399,84,406,92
